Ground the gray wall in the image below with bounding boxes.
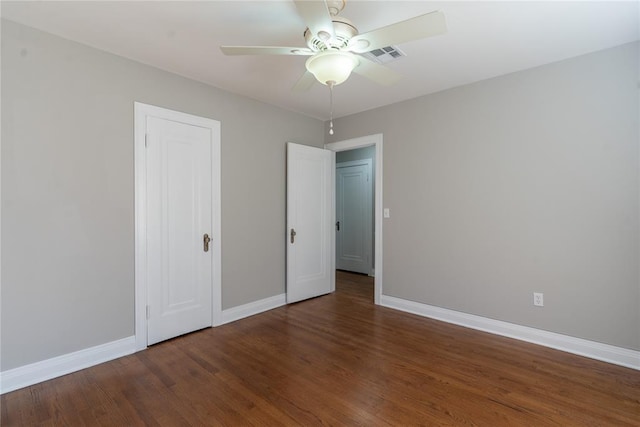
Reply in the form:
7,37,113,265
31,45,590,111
328,42,640,351
336,146,376,270
1,20,324,371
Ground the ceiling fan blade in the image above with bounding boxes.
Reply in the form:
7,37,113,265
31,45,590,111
220,46,314,56
294,0,335,41
353,56,402,86
292,71,317,92
348,10,447,54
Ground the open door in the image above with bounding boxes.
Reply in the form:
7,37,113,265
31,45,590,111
286,142,334,303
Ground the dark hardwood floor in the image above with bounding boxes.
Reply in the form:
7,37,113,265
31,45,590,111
2,271,639,425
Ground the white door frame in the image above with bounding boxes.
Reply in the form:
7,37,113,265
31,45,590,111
336,159,373,275
134,102,222,351
325,134,383,304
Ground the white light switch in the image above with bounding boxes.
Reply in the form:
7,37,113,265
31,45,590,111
383,208,390,218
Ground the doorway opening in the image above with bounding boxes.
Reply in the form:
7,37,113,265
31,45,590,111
325,134,383,304
336,150,375,265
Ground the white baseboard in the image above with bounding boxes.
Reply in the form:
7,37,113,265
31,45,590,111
219,293,286,325
0,336,136,394
1,292,288,394
381,295,640,371
5,296,634,394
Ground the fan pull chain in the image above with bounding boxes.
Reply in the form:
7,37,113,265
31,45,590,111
328,81,335,135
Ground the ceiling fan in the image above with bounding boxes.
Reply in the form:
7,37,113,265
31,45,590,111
220,0,447,91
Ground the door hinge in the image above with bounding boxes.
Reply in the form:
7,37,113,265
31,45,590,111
146,305,150,319
145,133,149,148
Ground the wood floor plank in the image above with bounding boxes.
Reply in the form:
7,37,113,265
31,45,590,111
2,271,639,426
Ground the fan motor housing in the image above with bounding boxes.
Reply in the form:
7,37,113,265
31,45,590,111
304,16,358,51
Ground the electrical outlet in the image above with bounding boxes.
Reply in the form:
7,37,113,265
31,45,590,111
533,292,544,307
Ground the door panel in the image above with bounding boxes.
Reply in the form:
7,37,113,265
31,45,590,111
336,161,372,274
147,116,213,345
286,143,334,303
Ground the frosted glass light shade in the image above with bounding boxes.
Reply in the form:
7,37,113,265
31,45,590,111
305,51,358,86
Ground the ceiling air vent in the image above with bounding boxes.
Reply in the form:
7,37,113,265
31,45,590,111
361,45,406,64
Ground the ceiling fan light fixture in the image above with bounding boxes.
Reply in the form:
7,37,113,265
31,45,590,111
305,50,358,86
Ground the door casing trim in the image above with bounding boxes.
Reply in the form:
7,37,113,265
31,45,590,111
325,134,383,304
134,102,222,351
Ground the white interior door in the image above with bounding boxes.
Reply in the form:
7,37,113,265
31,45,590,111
336,160,372,274
146,116,213,345
286,143,334,303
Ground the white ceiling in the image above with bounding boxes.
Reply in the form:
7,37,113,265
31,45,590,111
2,1,638,120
